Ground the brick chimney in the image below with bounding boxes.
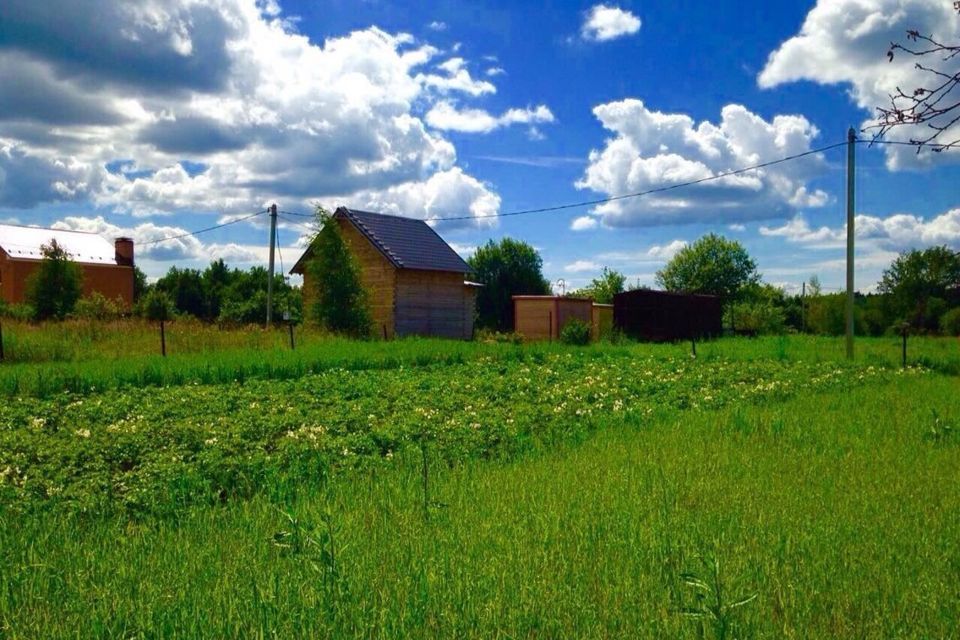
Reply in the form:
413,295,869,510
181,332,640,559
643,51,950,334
115,237,134,267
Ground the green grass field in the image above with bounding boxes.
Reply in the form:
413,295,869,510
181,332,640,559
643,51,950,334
1,332,958,637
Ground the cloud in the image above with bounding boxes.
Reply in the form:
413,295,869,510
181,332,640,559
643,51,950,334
345,167,501,229
425,101,555,133
759,208,960,250
728,223,746,232
565,260,601,272
570,215,598,231
417,57,496,96
485,67,506,77
427,21,447,32
0,1,543,229
49,214,277,265
645,239,688,260
576,100,829,226
759,0,960,169
581,5,641,42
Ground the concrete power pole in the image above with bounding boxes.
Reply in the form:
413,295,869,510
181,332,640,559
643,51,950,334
845,128,856,360
267,203,278,327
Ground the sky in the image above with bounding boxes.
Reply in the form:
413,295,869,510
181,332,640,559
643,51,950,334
1,0,958,293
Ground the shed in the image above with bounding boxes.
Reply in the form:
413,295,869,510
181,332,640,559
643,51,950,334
613,289,722,341
291,207,477,339
0,223,135,307
514,295,610,341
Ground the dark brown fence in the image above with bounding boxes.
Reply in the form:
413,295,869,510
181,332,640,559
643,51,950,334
613,290,723,341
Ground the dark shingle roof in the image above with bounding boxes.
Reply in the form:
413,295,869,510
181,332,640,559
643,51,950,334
290,207,472,274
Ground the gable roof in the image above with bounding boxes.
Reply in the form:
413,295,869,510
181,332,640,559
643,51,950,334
291,207,471,274
0,223,119,265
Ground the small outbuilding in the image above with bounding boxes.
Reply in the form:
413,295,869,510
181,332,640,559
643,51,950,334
0,223,135,307
291,207,477,340
613,289,722,341
513,295,611,341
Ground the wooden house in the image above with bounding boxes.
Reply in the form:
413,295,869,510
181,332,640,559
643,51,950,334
291,207,478,339
0,223,135,307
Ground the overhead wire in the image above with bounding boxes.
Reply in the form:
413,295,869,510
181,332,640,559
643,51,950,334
139,209,268,245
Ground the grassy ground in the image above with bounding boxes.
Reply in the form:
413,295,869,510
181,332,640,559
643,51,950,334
0,318,957,397
0,334,957,637
1,374,957,638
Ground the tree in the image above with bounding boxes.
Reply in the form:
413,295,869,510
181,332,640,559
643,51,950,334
155,267,206,318
869,3,960,152
133,266,148,302
573,267,626,304
306,208,372,337
468,238,551,331
877,246,960,330
655,234,760,305
142,289,174,322
26,239,83,321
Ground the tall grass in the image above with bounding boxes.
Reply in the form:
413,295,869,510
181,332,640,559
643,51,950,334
0,319,957,397
1,376,957,638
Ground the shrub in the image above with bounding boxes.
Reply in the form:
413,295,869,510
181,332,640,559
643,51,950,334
475,328,524,345
73,292,122,321
730,301,786,335
560,319,591,345
940,308,960,336
142,289,174,322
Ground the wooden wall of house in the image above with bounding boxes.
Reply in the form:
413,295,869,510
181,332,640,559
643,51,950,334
395,269,472,339
0,250,134,307
463,286,477,339
514,298,556,340
301,219,398,337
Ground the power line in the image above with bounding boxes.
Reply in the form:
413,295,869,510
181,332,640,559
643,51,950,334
278,141,850,223
139,209,268,245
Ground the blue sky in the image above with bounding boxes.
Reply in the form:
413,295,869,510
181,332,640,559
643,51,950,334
1,0,958,292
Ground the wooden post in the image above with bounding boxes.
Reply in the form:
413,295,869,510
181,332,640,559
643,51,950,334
289,322,295,350
266,203,278,327
801,281,806,333
160,319,166,357
382,323,387,340
691,338,697,359
901,325,908,369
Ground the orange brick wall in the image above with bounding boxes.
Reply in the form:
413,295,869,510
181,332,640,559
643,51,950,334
0,250,134,308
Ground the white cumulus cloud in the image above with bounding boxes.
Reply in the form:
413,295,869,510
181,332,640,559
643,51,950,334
576,99,830,227
759,0,960,169
570,215,599,231
425,101,555,133
581,5,642,42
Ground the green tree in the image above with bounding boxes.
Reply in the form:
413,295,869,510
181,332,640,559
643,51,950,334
877,246,960,331
133,266,149,302
655,233,760,306
468,238,551,331
142,289,174,322
573,267,626,304
155,267,206,318
26,239,84,321
306,208,372,337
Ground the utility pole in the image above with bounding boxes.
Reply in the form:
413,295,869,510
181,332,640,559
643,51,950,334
845,127,856,360
266,203,278,327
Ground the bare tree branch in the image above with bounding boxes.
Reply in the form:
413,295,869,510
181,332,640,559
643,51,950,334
865,3,960,152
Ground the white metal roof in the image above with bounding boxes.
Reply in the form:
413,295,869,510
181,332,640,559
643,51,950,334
0,224,119,265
